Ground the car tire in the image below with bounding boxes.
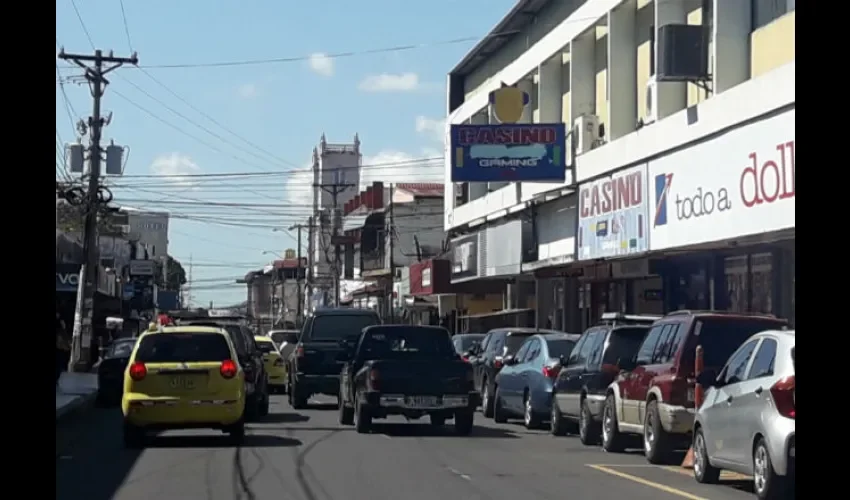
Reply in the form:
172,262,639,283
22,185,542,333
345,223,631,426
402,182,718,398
338,396,354,426
291,380,308,409
245,393,260,420
523,392,542,430
228,419,246,445
454,410,474,436
493,386,508,423
602,394,627,453
693,426,721,484
122,422,145,449
354,394,372,434
550,397,568,436
754,437,786,500
258,391,270,417
579,399,601,445
644,399,672,464
481,378,495,418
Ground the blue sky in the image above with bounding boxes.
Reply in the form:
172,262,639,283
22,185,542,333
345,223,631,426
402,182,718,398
56,0,514,307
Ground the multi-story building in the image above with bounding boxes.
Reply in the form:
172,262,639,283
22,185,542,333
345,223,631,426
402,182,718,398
444,0,795,331
125,208,170,259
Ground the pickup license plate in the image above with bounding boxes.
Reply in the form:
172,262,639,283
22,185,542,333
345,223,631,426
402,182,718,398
169,376,196,390
407,396,439,408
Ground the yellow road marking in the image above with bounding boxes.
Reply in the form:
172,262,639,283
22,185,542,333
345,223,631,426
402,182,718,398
662,466,752,481
586,464,710,500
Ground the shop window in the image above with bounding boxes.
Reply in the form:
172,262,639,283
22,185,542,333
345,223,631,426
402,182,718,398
724,255,748,313
552,281,565,331
750,252,773,314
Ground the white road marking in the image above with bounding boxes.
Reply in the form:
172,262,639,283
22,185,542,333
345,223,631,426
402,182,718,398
447,467,471,481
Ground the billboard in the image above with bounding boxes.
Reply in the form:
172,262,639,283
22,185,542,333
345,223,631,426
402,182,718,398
450,84,566,183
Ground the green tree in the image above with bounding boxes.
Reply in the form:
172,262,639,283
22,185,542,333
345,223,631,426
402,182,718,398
56,202,121,234
154,255,187,290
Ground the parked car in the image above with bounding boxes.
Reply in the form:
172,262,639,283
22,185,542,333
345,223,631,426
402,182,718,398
452,333,485,360
492,333,580,428
96,337,138,406
338,325,479,435
601,310,787,463
288,308,381,408
693,329,795,500
471,327,564,417
255,335,287,394
551,313,657,444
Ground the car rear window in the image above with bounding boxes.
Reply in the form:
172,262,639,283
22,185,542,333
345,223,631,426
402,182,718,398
182,321,247,354
108,341,135,358
308,314,380,341
695,318,786,369
256,340,277,353
547,339,577,358
603,327,650,364
361,327,455,359
505,333,534,354
134,333,232,363
455,335,484,353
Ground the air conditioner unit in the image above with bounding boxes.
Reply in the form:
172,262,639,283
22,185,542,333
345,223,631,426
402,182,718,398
573,114,600,154
645,75,659,125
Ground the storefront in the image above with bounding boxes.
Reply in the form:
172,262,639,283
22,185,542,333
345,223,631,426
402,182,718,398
647,106,795,323
574,164,661,329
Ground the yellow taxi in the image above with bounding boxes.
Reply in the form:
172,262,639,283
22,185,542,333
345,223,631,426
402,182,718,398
121,326,247,448
255,335,286,393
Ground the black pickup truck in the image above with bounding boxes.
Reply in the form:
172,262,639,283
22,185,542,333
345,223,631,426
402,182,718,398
288,308,382,408
338,325,480,435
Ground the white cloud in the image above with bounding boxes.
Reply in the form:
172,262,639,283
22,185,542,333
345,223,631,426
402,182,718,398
358,72,420,92
415,115,446,144
149,153,201,187
308,53,334,77
237,83,260,99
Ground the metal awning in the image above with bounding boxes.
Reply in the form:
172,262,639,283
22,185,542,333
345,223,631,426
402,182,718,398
343,215,369,232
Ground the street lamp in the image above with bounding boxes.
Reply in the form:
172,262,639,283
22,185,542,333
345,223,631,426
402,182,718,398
262,250,284,259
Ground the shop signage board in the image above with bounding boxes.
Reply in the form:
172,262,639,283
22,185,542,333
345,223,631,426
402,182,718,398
129,259,155,277
577,164,649,261
450,85,566,183
648,108,795,250
56,263,82,292
450,233,479,283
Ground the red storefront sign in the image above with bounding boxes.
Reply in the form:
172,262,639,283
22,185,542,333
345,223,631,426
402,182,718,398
409,259,452,295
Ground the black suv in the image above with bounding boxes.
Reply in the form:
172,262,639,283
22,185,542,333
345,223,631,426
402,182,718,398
180,318,270,419
288,308,381,408
551,313,658,444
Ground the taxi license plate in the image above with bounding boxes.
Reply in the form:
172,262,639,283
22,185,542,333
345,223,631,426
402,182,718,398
169,376,196,390
407,396,439,408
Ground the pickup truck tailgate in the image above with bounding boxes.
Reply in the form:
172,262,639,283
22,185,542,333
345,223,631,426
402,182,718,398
371,360,470,394
299,342,348,376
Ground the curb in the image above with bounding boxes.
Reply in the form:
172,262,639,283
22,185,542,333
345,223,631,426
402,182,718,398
56,392,98,423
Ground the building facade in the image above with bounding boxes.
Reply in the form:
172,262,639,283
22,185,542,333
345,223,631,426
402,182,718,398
443,0,795,329
126,209,170,259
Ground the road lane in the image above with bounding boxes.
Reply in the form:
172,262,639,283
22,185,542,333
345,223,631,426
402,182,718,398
56,395,759,500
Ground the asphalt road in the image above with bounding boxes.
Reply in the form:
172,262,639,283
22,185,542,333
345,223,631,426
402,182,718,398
57,395,761,500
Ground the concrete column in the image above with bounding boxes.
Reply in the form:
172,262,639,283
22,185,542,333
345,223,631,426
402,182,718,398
569,31,596,162
654,0,688,120
538,55,564,122
468,112,489,201
713,0,751,93
608,1,638,141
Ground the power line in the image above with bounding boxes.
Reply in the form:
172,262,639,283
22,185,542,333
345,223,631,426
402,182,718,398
118,0,134,52
69,0,95,48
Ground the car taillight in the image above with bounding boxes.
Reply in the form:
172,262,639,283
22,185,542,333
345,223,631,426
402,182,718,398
462,356,469,362
129,362,147,381
295,346,305,358
273,358,284,367
369,369,380,390
542,366,560,379
494,359,503,370
770,375,795,419
220,359,238,379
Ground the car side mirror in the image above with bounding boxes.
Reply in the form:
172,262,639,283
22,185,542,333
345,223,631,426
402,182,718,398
617,356,636,372
696,369,719,388
503,355,517,366
558,355,567,366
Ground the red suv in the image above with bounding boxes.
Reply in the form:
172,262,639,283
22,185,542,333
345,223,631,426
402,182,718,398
601,310,787,464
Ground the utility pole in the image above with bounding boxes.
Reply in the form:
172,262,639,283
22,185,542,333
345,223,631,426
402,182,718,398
313,182,355,306
59,48,138,372
289,222,313,326
388,184,396,323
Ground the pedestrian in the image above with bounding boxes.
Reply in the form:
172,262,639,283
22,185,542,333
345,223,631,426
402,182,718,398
55,314,71,388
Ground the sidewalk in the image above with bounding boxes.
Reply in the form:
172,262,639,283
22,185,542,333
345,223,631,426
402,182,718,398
56,372,99,421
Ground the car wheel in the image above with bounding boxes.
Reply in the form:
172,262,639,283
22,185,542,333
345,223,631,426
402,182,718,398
338,395,354,426
579,399,601,445
354,394,372,434
258,391,270,417
228,419,246,445
550,397,567,436
291,380,308,409
601,394,626,453
693,426,721,484
523,392,542,430
644,399,672,464
493,386,508,423
454,410,474,436
754,437,786,500
122,422,145,449
481,378,495,418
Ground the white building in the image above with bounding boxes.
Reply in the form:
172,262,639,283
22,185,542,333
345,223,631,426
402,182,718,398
443,0,795,330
